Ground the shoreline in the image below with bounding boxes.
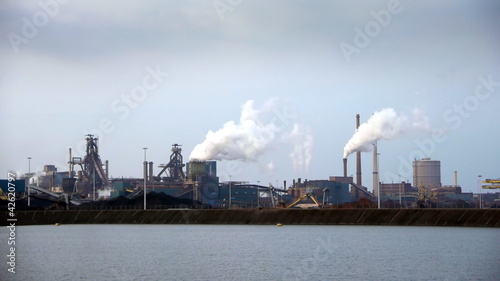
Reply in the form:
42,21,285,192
3,208,499,227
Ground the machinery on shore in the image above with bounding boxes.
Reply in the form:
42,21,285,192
482,179,500,189
287,192,321,208
286,187,330,208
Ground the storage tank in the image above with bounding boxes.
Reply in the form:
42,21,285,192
413,158,441,190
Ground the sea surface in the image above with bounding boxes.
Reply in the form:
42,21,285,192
1,224,499,281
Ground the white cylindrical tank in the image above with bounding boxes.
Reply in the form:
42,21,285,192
413,158,441,189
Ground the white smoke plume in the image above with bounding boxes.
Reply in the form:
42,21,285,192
285,124,314,172
189,99,279,161
190,99,314,172
343,108,430,158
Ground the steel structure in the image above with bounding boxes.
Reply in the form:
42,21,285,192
27,184,81,206
321,187,329,206
417,184,437,203
70,134,110,190
482,179,500,189
264,184,290,207
287,192,321,208
156,144,186,182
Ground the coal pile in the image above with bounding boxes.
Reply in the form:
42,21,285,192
1,197,54,211
78,192,211,209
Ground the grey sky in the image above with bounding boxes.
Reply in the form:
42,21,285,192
1,0,499,192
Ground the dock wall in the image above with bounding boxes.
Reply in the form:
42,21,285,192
3,209,500,227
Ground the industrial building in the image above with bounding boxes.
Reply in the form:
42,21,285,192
379,181,414,195
3,114,499,209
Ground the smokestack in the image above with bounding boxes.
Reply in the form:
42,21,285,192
343,158,348,177
283,180,287,190
149,162,154,181
356,114,362,186
143,161,148,183
68,148,72,178
373,142,380,208
453,171,458,187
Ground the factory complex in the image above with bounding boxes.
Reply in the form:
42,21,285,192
2,115,499,210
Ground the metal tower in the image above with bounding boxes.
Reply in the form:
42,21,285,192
156,144,186,182
83,134,109,188
70,134,110,191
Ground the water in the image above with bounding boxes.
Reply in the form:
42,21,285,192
1,224,499,281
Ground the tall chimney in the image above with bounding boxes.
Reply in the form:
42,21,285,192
68,148,72,178
356,114,362,186
373,142,380,208
283,180,287,190
343,158,348,178
149,161,154,181
453,171,458,187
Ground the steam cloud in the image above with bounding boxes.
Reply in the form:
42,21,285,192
286,124,314,172
190,99,313,172
343,108,429,158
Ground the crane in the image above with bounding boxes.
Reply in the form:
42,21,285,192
482,179,500,189
287,192,321,208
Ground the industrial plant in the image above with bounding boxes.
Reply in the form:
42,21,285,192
1,114,499,210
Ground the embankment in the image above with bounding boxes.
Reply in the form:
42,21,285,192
3,208,500,227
